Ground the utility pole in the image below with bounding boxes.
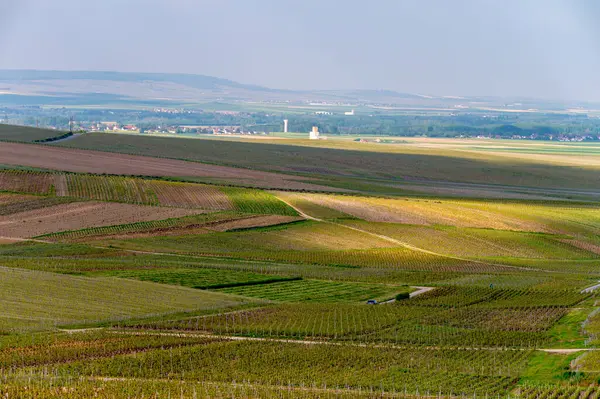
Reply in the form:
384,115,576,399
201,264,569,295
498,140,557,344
69,116,74,133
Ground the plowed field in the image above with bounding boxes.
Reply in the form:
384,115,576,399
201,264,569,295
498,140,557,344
0,143,337,191
0,201,205,238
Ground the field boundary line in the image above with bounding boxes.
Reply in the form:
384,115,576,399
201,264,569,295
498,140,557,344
105,329,596,353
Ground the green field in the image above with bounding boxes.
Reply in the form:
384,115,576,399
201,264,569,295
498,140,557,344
0,124,68,142
1,128,600,398
0,266,256,333
215,279,408,302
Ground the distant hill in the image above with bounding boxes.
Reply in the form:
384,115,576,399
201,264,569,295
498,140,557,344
0,69,445,108
0,69,577,110
0,70,278,92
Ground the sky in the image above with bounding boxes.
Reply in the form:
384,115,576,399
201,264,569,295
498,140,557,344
1,0,600,100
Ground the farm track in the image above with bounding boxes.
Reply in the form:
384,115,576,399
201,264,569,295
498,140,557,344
582,281,600,294
57,328,595,354
381,286,436,304
276,197,544,273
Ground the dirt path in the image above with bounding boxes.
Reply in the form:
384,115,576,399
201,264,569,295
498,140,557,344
539,348,591,354
53,174,68,196
58,327,596,354
381,286,436,304
582,281,600,294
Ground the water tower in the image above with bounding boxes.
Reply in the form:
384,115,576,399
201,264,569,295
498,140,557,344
309,126,320,140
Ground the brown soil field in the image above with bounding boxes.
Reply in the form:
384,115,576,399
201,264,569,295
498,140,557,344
78,227,213,241
0,171,54,194
0,143,337,191
0,201,205,238
0,193,38,206
206,215,303,232
148,181,234,210
67,216,300,242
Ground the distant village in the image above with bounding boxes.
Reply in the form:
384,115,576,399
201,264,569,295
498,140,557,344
3,104,600,142
85,122,269,136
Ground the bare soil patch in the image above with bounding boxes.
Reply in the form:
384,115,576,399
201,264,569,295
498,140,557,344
0,201,204,238
206,215,303,232
53,174,68,196
0,193,38,206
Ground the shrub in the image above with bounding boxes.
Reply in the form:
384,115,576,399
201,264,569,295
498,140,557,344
396,292,410,301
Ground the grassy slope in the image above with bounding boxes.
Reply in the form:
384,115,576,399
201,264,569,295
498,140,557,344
0,266,254,332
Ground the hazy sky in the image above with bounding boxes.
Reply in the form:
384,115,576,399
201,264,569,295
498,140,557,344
2,0,600,100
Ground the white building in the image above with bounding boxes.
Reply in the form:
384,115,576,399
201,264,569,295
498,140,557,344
283,119,289,133
309,126,320,140
344,110,355,116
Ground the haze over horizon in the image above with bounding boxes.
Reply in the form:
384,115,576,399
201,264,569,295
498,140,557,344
2,0,600,101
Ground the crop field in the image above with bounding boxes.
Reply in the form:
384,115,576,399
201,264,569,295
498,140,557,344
51,340,530,395
216,279,408,302
63,174,238,210
39,213,300,242
0,142,339,191
92,267,300,289
0,124,65,142
280,192,600,235
1,130,600,398
0,266,255,333
55,133,600,191
0,169,55,194
0,194,75,216
0,169,302,215
0,201,204,238
340,221,596,259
